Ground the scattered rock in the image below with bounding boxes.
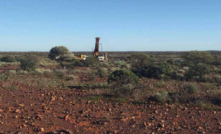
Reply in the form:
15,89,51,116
15,109,21,113
40,127,45,132
19,103,25,108
64,115,69,121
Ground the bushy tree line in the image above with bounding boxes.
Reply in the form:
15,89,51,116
127,51,219,82
107,51,219,100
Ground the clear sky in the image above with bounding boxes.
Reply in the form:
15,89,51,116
0,0,220,51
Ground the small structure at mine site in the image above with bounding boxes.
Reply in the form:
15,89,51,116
94,37,108,62
75,37,108,61
75,54,88,60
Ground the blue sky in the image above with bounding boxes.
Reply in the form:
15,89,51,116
0,0,220,51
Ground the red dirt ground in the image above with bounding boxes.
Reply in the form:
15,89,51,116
0,81,221,134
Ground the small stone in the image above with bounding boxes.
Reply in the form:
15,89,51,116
31,122,35,127
36,114,43,120
182,108,188,111
15,109,21,113
40,127,45,132
19,104,25,108
198,126,203,130
64,115,69,121
8,107,14,112
51,96,56,101
158,123,165,128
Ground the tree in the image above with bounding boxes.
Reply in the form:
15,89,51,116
0,56,16,62
185,63,208,81
48,46,74,61
20,55,39,71
132,65,163,79
182,51,214,66
127,53,154,69
82,57,99,67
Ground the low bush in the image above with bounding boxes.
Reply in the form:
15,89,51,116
150,84,199,104
193,99,212,108
108,69,140,97
184,84,198,94
120,63,131,69
55,71,65,79
127,53,155,69
72,59,85,67
96,67,108,78
66,74,78,81
15,56,25,62
82,57,99,67
71,57,99,67
35,68,52,74
108,69,140,85
20,56,39,71
8,70,17,74
215,75,221,84
153,91,171,104
0,56,16,62
132,65,163,79
185,63,209,81
92,83,108,89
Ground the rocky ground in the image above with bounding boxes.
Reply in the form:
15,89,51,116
0,82,221,134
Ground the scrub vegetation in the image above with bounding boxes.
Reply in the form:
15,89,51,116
0,50,221,133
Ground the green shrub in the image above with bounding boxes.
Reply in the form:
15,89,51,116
15,56,25,62
108,70,140,97
153,91,171,104
108,69,140,85
109,84,135,97
48,46,74,61
127,53,155,69
82,83,91,89
54,71,66,79
184,84,198,94
159,63,176,79
132,65,163,79
132,63,177,80
35,68,52,74
83,57,99,67
215,76,221,84
91,83,108,89
97,67,108,78
193,99,213,108
8,70,17,74
20,56,38,71
182,51,214,66
185,63,209,81
1,56,16,62
66,74,78,81
72,59,85,67
160,63,174,74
